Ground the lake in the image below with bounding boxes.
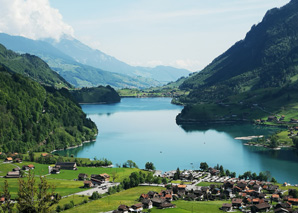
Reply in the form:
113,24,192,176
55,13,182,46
55,98,298,184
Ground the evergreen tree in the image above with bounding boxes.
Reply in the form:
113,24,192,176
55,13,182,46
1,180,14,213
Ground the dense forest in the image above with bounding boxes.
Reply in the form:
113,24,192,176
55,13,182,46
0,67,97,153
71,85,120,103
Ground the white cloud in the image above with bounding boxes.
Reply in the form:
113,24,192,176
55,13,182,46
0,0,74,41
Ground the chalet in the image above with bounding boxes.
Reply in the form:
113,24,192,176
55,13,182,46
5,157,13,163
141,199,152,209
223,181,234,189
165,193,173,202
51,167,60,174
275,203,291,209
201,186,210,194
83,180,93,188
222,203,232,212
223,189,233,198
288,198,298,205
117,205,129,213
177,185,186,194
78,173,88,181
237,182,248,191
194,190,204,199
268,185,279,194
22,164,35,171
14,158,22,163
159,202,175,209
55,162,77,170
99,173,110,181
130,203,143,212
139,193,149,201
147,191,158,198
253,185,263,193
5,171,20,178
209,168,220,176
151,197,165,207
252,202,271,212
272,194,280,202
232,198,243,208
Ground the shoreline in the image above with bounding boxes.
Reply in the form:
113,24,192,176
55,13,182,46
50,139,96,153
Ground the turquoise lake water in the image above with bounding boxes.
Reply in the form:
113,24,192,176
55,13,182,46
55,98,298,184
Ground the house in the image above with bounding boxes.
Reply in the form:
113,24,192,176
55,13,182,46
165,193,173,202
0,197,5,203
130,203,143,212
5,171,20,178
272,194,280,202
252,202,271,212
223,189,233,198
22,164,35,171
159,202,175,209
99,173,110,181
268,185,279,194
253,185,263,193
151,197,165,207
117,205,129,213
232,198,243,208
55,162,77,170
51,167,60,174
139,193,149,201
268,116,277,122
14,158,22,163
177,185,186,194
78,173,88,181
288,198,298,205
222,203,232,212
142,199,152,209
147,191,158,198
275,203,291,209
83,180,93,188
5,157,13,163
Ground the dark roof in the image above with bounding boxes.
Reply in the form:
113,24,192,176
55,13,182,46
142,199,152,205
131,203,143,209
232,198,243,204
118,205,129,211
255,202,270,210
78,173,88,177
151,197,165,204
222,203,232,208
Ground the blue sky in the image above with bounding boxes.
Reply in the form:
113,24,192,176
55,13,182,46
0,0,290,71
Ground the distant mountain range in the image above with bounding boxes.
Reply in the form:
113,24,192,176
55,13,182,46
0,33,190,88
176,0,298,123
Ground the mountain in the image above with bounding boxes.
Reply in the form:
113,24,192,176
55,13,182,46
177,0,298,123
0,67,98,152
0,33,161,88
46,37,191,84
0,43,71,88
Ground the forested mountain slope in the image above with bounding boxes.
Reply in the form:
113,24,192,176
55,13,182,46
180,0,298,103
0,67,97,152
177,0,298,123
0,44,71,88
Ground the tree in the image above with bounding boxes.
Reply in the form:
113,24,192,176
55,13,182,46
292,137,298,149
200,162,208,171
145,162,156,170
173,168,180,180
2,180,14,213
270,177,277,184
17,170,58,213
111,171,119,182
29,150,34,162
123,160,138,168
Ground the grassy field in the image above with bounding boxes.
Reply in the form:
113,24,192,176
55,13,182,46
171,180,192,185
64,186,165,213
49,167,142,182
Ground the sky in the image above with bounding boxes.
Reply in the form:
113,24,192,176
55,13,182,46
0,0,290,71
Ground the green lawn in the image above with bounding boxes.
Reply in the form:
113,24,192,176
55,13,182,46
49,167,143,182
64,186,165,213
171,180,192,185
0,162,18,176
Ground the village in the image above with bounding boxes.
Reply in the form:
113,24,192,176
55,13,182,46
1,152,298,213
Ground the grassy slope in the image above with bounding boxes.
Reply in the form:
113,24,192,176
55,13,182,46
64,186,165,213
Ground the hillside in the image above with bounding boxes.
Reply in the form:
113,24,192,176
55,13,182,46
0,34,161,88
71,85,121,104
177,0,298,123
0,44,71,88
0,67,97,153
